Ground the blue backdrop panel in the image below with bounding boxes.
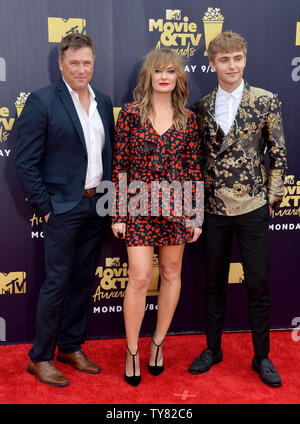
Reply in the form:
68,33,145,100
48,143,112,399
0,0,299,344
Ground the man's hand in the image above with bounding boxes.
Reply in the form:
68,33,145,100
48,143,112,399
44,212,51,223
186,227,202,243
269,195,283,215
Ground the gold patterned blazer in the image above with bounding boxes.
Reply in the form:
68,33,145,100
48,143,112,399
191,81,288,216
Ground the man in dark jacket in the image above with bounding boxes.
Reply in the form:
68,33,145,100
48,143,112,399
15,33,114,387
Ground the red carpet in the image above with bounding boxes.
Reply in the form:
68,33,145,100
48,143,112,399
0,331,299,404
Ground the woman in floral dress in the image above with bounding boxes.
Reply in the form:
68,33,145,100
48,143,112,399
112,48,203,386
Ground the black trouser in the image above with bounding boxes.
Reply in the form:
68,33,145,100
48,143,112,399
202,205,270,358
29,195,107,362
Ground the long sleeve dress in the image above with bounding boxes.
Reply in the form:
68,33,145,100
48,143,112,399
112,102,203,246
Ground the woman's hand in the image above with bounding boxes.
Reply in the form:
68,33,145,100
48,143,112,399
111,223,126,239
186,227,202,243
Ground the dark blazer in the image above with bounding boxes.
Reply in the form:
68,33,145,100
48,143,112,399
15,78,114,216
192,81,287,216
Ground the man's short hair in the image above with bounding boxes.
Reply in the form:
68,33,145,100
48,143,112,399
58,33,95,59
208,31,247,62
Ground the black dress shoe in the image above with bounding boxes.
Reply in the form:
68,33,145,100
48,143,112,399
252,357,282,387
189,348,223,374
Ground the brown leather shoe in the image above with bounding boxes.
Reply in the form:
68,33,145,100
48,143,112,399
57,349,101,374
27,360,69,387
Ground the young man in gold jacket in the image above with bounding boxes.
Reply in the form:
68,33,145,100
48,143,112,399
190,31,287,387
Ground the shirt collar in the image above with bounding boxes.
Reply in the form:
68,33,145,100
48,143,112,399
217,79,244,99
62,77,95,99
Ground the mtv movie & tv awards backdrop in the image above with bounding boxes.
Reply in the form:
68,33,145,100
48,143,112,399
0,0,299,344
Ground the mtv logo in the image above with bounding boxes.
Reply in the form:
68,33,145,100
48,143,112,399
0,57,6,82
296,22,300,46
166,9,181,20
285,175,295,185
106,257,120,267
228,263,244,284
48,17,87,43
0,272,26,295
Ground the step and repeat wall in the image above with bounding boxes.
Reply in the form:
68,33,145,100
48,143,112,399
0,0,299,344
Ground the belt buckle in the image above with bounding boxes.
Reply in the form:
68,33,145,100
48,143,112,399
83,187,97,198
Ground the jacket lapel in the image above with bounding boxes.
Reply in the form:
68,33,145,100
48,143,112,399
234,81,252,133
94,91,113,180
205,86,225,158
56,78,87,152
206,86,218,133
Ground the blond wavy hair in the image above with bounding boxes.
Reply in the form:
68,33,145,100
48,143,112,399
208,31,247,62
133,48,189,129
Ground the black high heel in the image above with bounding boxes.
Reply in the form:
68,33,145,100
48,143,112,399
125,345,141,387
148,337,164,376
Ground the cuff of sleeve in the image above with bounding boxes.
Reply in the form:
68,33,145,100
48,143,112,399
268,169,285,200
111,216,126,224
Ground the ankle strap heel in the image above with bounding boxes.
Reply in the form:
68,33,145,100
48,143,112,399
125,345,141,387
148,337,165,376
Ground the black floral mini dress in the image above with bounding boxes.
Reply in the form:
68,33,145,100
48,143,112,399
112,102,203,246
